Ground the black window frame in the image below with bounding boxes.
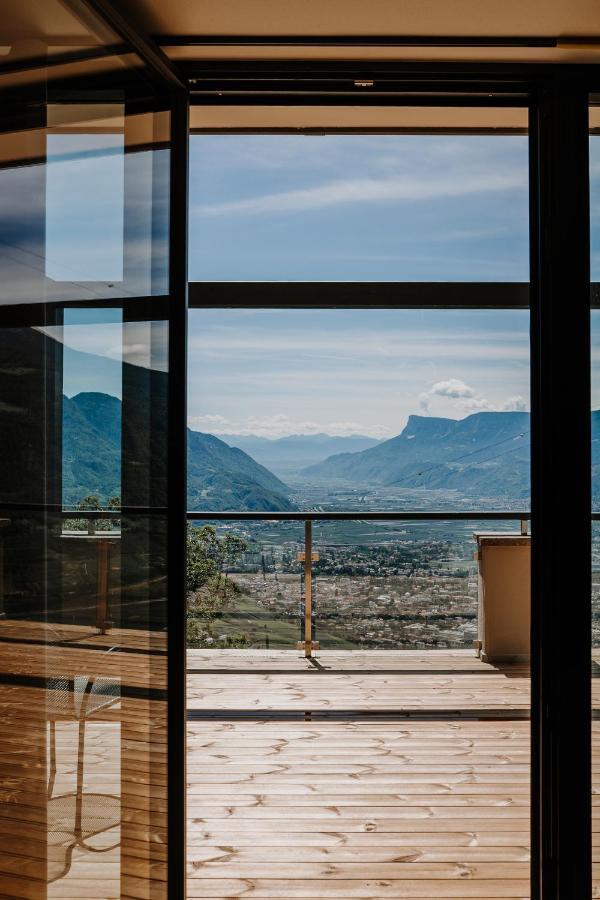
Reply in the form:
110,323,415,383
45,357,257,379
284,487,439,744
0,4,190,898
187,82,594,900
3,8,597,894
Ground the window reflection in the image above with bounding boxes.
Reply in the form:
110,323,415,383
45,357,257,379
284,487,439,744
46,106,125,283
0,2,172,896
0,109,169,306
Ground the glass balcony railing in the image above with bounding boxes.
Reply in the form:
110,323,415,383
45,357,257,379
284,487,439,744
186,510,531,656
0,506,532,649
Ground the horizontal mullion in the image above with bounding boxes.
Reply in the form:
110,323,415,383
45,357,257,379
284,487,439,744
189,281,531,309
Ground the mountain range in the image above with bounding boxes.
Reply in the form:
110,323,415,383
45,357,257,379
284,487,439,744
63,392,294,511
304,411,533,497
63,392,600,510
305,409,600,501
216,433,380,477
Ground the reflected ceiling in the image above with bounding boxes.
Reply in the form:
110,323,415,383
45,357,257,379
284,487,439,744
120,0,600,64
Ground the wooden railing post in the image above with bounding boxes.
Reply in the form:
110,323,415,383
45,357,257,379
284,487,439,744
304,519,312,658
96,538,112,634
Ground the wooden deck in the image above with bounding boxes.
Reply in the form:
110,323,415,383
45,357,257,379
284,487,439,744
187,649,531,714
3,629,600,898
186,650,534,899
0,620,167,900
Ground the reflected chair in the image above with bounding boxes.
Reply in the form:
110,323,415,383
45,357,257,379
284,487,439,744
46,647,121,882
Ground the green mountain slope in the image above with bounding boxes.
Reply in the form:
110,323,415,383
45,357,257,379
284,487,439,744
63,392,294,511
63,393,122,505
187,429,294,511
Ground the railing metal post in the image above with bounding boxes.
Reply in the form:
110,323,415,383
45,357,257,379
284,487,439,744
304,519,312,658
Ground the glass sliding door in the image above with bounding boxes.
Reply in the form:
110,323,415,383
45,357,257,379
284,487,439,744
0,5,185,898
591,98,600,898
186,112,532,899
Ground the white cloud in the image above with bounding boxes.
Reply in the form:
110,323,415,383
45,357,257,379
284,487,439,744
190,414,228,428
423,378,476,401
196,171,526,218
499,395,528,412
420,379,529,416
420,378,477,412
187,412,391,440
461,395,494,413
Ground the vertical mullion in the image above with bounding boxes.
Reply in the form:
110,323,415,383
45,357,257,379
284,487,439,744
167,88,189,900
530,72,591,900
528,95,541,900
529,92,541,900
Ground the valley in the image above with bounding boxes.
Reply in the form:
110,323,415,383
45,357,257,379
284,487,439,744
61,392,600,651
189,478,524,652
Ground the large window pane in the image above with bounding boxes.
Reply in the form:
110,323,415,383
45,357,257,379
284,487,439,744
0,6,174,899
189,130,529,281
188,307,530,512
186,118,531,899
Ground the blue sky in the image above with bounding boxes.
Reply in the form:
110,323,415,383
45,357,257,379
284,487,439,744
188,134,530,282
46,133,124,282
188,134,532,436
188,308,530,438
56,305,533,439
51,133,600,438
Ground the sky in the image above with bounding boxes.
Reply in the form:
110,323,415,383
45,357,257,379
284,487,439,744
47,132,600,439
46,133,125,282
56,305,533,440
188,134,532,437
188,134,530,282
188,307,530,438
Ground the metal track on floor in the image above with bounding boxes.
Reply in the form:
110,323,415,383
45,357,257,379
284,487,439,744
186,707,532,721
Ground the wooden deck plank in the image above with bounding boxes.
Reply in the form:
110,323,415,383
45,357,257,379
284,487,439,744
185,878,531,898
185,651,537,899
186,649,531,716
4,634,600,898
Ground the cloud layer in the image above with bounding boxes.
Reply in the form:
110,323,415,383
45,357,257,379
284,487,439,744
197,171,527,218
187,413,392,440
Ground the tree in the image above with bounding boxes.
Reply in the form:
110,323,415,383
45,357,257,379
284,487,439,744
186,525,249,648
222,533,248,579
186,525,222,593
76,494,101,510
63,494,121,533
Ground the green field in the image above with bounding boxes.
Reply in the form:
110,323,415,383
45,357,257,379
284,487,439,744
197,592,356,649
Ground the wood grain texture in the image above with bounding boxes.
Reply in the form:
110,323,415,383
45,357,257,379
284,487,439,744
186,649,536,898
0,619,167,900
3,635,600,898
